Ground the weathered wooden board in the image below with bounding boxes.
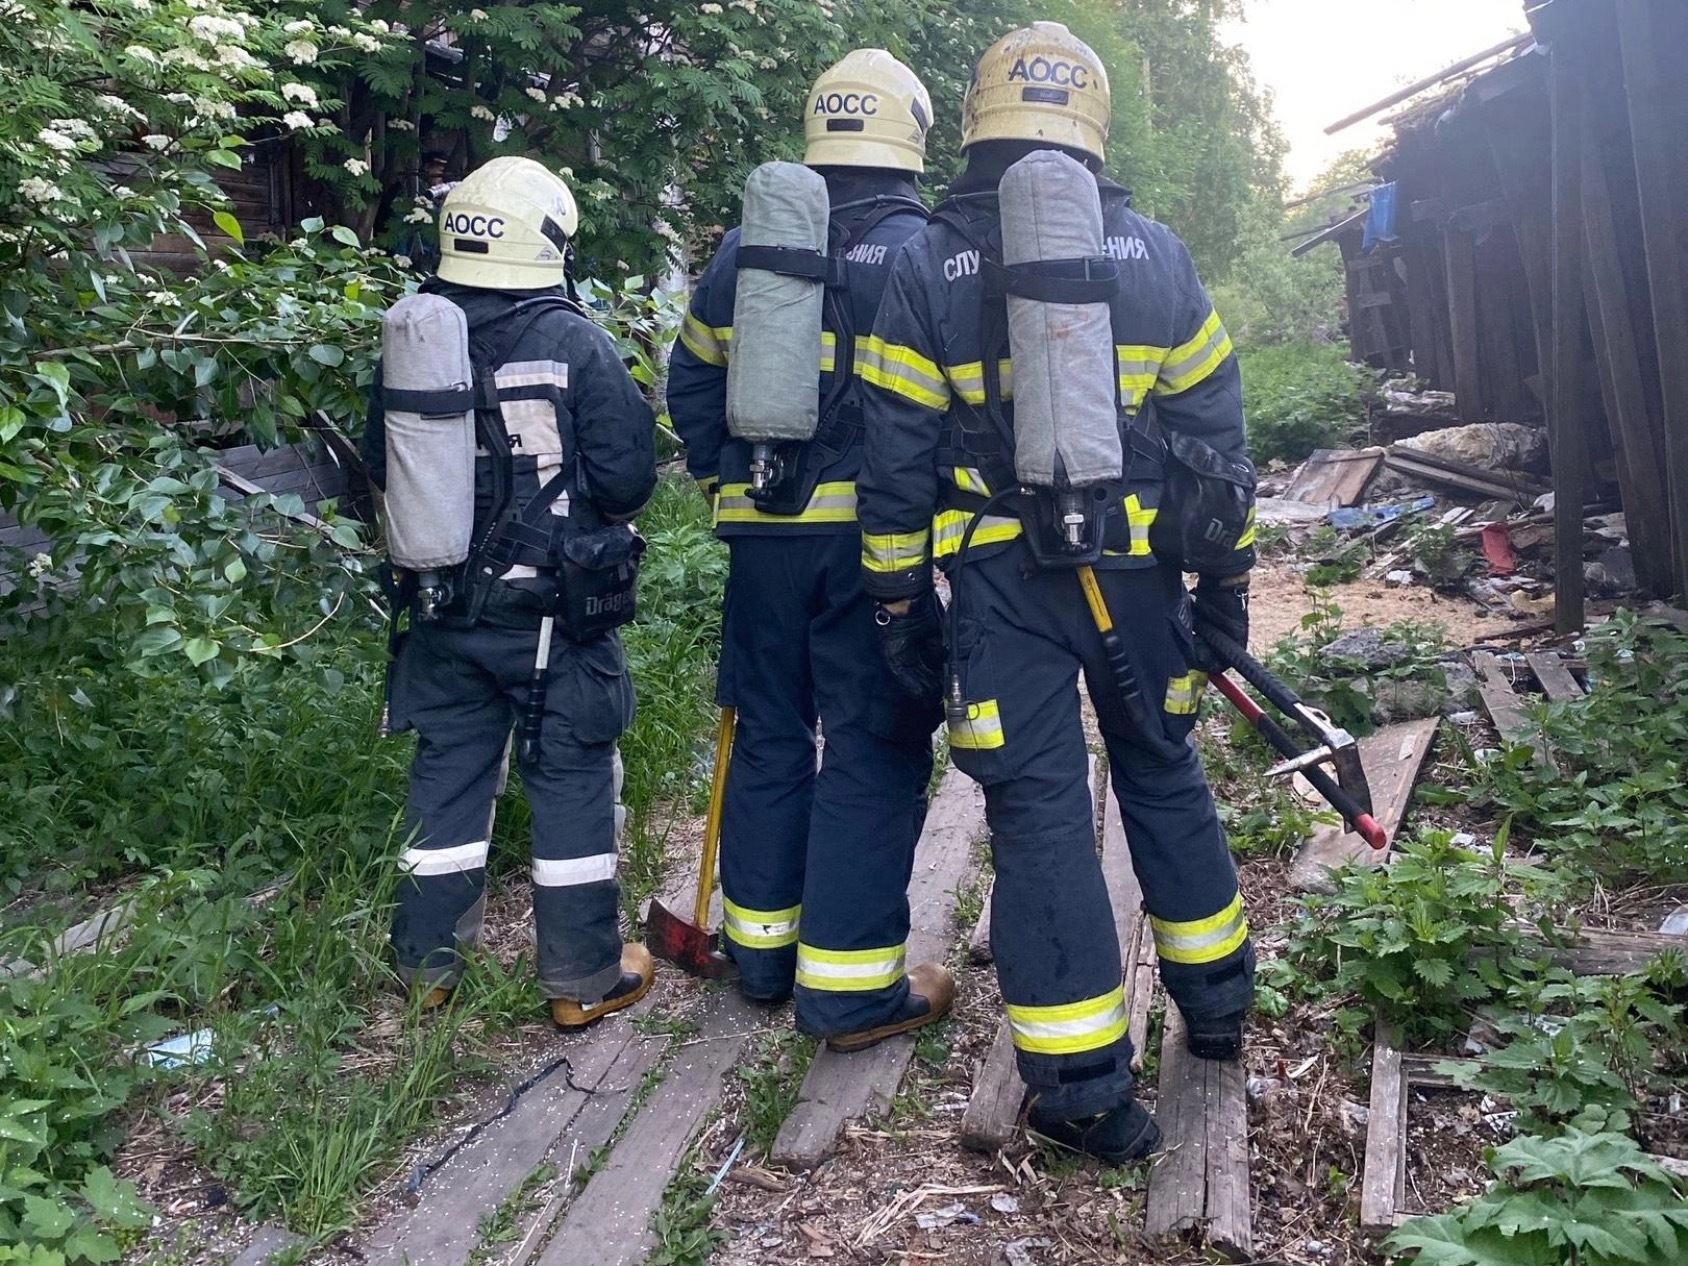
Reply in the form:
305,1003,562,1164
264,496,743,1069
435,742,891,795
1359,1021,1409,1235
772,766,985,1169
1472,652,1556,772
959,1021,1022,1154
1283,448,1384,508
1144,1008,1252,1259
1289,718,1440,889
364,1010,663,1266
1525,652,1584,702
229,1226,304,1266
538,992,761,1266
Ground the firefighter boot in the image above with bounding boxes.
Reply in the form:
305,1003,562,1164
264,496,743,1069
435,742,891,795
1028,1093,1163,1164
824,963,955,1053
1185,1008,1246,1060
551,943,655,1031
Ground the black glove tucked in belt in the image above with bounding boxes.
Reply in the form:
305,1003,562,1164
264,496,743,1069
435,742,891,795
1189,575,1250,675
875,591,945,707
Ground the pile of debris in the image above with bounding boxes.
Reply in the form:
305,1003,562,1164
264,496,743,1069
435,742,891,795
1258,389,1637,621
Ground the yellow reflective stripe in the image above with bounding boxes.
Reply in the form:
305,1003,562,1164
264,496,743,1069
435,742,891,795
951,466,992,496
795,942,906,991
820,330,836,374
949,698,1005,750
1237,504,1258,548
717,480,858,525
1006,985,1128,1056
945,358,1014,405
1151,893,1248,965
932,508,1022,559
1103,494,1158,559
697,475,719,499
1155,309,1232,396
1116,344,1165,408
680,312,732,367
1164,670,1206,716
862,528,930,573
722,898,801,950
861,337,950,409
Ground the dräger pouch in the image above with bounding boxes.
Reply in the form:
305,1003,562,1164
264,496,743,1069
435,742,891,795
1150,431,1258,574
556,524,645,642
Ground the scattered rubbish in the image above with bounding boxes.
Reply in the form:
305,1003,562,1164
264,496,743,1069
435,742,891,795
1283,447,1385,507
1447,710,1478,724
1005,1237,1054,1266
1397,422,1549,474
1660,908,1688,937
1256,495,1333,526
1287,1055,1319,1080
1340,1099,1370,1129
142,1028,217,1069
914,1202,979,1230
1326,494,1435,530
705,1135,745,1197
1303,1239,1334,1259
1480,522,1518,574
1246,1076,1285,1102
989,1193,1020,1215
1385,569,1416,587
1534,491,1555,513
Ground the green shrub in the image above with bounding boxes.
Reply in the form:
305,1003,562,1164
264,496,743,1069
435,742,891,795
1387,1129,1688,1266
1282,827,1569,1043
1238,341,1368,465
1473,612,1688,885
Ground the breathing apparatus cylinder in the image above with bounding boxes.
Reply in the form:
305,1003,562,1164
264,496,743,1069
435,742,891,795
726,161,830,495
998,150,1122,557
380,293,478,618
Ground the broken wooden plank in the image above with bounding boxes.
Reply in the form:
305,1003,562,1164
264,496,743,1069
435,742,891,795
1289,717,1440,889
1282,448,1385,508
1548,44,1589,634
364,1010,663,1266
959,1021,1022,1154
771,766,985,1169
1554,926,1688,976
967,877,994,964
538,992,760,1266
1124,929,1157,1074
1144,1007,1251,1257
1471,652,1556,772
1524,652,1584,702
230,1226,304,1266
2,900,138,980
1359,1020,1409,1235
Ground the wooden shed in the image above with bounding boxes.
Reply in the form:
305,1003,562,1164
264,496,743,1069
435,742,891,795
1307,0,1688,624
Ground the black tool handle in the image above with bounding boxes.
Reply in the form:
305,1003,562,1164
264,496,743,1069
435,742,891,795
518,670,547,765
1099,627,1188,763
1197,624,1325,739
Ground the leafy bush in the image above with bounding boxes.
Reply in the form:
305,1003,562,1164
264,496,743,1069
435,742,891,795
1473,612,1688,884
1440,963,1688,1139
1283,828,1568,1042
1239,341,1368,465
1264,594,1451,734
1387,1129,1688,1266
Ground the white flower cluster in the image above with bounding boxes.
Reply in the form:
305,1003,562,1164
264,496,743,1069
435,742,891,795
470,104,494,121
142,134,171,150
17,177,65,203
95,94,145,121
187,14,244,44
344,158,369,177
352,32,380,52
525,86,547,103
282,111,313,131
284,39,318,64
125,44,159,63
26,553,52,580
38,119,97,155
282,18,313,34
146,290,182,307
281,82,318,107
699,2,721,11
388,119,415,131
549,91,583,113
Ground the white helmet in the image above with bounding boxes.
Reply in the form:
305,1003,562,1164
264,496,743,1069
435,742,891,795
803,49,932,174
437,156,580,291
962,22,1111,165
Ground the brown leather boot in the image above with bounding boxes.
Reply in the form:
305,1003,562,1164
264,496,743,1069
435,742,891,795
824,963,956,1053
551,943,655,1031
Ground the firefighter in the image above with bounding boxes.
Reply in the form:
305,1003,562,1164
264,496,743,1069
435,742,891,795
364,157,659,1029
857,23,1257,1160
666,51,952,1051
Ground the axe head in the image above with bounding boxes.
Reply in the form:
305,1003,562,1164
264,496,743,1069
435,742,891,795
646,898,736,979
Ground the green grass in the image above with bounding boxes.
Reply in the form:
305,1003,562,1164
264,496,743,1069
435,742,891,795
736,1029,816,1157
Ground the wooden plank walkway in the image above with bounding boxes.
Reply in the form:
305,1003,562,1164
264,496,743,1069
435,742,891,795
772,765,985,1169
538,993,761,1266
1289,717,1440,889
1472,651,1558,772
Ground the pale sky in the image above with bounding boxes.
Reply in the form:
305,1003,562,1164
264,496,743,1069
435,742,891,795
1221,0,1531,192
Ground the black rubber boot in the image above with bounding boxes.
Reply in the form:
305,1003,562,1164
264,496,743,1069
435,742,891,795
1185,1009,1246,1060
1027,1096,1162,1163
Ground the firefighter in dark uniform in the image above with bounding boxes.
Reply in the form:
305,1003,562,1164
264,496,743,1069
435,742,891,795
365,157,659,1029
857,24,1257,1159
666,51,953,1051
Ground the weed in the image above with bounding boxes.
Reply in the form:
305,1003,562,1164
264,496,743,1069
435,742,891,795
736,1029,816,1157
643,1152,727,1266
1400,518,1473,586
1283,827,1570,1043
470,1162,556,1262
1264,594,1451,734
914,1021,952,1070
1300,526,1371,587
1386,1129,1688,1266
1237,342,1368,466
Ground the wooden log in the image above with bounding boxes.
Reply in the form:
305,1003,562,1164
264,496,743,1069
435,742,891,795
1556,926,1688,977
1549,41,1588,634
538,993,760,1266
1579,94,1676,597
1144,1009,1252,1258
364,1014,663,1266
1359,1021,1408,1235
1615,0,1688,603
1524,652,1583,702
958,1021,1022,1154
1289,718,1440,889
772,766,985,1169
